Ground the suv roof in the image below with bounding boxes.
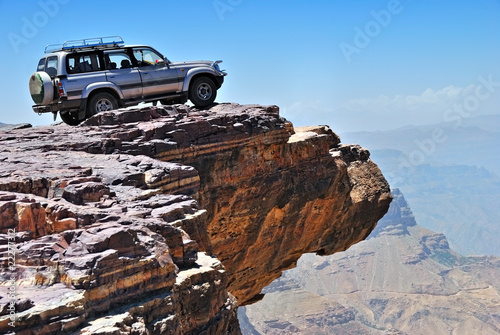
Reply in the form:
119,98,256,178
45,36,125,54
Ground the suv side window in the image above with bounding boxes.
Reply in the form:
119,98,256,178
133,48,163,67
104,50,133,70
67,52,101,74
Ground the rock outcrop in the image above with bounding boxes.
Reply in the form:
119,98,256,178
0,103,391,334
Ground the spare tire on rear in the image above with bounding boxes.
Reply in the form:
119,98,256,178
29,71,54,105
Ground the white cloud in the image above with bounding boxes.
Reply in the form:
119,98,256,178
281,84,500,132
341,85,476,114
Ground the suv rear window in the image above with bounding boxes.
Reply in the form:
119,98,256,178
67,52,101,74
37,58,46,71
37,56,58,78
46,57,58,78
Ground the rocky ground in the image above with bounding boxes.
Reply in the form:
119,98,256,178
0,103,391,334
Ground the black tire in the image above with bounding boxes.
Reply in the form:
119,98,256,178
188,77,217,108
60,111,84,126
87,92,118,117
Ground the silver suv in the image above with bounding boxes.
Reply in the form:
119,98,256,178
29,36,227,125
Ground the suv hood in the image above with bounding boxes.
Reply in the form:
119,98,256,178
170,60,214,68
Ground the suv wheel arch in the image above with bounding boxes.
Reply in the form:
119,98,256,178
86,90,119,117
81,82,124,101
182,70,221,92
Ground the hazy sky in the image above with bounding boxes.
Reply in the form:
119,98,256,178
1,0,500,132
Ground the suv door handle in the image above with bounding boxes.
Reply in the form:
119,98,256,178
143,72,149,75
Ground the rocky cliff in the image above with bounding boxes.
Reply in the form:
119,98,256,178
0,103,391,334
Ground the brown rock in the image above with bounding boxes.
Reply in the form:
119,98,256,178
0,103,390,333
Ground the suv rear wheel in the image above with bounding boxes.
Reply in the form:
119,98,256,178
60,111,84,126
87,92,118,117
189,77,217,108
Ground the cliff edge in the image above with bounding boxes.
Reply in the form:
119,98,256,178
0,103,391,334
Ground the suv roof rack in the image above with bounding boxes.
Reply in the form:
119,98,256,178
44,36,124,54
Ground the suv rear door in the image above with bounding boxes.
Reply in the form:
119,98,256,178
132,47,181,97
66,52,107,102
103,49,142,100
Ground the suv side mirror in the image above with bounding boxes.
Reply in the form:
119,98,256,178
155,58,167,66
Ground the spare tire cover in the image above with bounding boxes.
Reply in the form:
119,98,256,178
29,71,54,105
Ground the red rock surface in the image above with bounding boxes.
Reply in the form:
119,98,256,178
0,103,391,334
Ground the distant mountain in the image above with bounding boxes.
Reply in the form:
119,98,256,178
341,117,500,177
0,122,32,130
459,113,500,132
339,115,500,256
240,189,500,334
370,149,500,256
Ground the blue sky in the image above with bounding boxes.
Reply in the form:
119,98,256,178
1,0,500,132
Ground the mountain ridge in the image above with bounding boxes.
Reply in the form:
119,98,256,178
340,116,500,256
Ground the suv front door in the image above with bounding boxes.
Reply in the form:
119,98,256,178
104,50,142,100
132,47,180,97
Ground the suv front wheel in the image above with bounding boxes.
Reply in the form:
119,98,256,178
189,77,217,108
87,92,118,117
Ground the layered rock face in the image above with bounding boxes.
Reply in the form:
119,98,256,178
0,103,391,334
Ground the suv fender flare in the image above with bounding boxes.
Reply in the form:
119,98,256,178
181,68,218,92
82,82,124,101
